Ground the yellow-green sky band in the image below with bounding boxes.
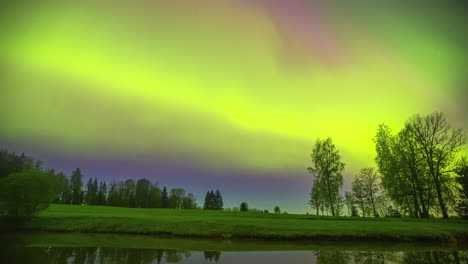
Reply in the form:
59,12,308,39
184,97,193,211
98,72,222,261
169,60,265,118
1,0,467,211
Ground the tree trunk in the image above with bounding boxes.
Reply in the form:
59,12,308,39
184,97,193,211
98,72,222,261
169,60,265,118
434,178,449,218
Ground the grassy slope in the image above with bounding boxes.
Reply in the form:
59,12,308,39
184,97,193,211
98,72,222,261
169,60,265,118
8,204,468,242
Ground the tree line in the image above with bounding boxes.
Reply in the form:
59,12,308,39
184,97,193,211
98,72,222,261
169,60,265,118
309,112,468,219
0,149,214,219
52,167,199,210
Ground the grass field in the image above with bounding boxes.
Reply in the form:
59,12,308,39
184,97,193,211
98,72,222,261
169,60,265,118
4,204,468,243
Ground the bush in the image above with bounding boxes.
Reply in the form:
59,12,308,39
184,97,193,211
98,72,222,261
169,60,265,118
386,206,402,218
0,169,55,220
240,202,248,212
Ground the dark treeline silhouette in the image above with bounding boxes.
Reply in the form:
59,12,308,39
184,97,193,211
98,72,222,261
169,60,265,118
0,149,199,220
309,112,468,218
203,190,223,210
58,173,198,210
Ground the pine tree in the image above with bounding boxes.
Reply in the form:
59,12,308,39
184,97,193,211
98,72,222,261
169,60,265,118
161,187,168,208
93,178,98,205
215,190,223,210
209,190,215,210
203,191,210,210
86,178,93,205
70,168,83,205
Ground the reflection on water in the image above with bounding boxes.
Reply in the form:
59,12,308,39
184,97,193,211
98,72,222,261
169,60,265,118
3,246,468,264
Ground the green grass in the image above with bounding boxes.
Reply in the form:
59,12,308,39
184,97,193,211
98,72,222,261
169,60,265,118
3,204,468,243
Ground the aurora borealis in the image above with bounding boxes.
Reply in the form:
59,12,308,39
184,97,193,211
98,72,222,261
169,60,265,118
1,0,467,212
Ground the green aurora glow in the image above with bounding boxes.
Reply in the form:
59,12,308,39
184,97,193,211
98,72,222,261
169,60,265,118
1,0,467,180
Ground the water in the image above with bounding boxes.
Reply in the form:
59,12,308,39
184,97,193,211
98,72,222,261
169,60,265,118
3,233,467,263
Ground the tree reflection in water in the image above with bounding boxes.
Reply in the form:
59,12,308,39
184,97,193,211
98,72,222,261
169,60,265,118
314,250,468,264
2,245,468,264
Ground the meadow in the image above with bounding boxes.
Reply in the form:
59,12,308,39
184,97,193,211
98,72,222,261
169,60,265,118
4,204,468,243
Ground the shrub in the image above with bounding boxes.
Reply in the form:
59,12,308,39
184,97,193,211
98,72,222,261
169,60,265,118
0,169,55,220
240,202,248,212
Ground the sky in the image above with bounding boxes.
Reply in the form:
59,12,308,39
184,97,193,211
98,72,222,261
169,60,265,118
1,0,467,213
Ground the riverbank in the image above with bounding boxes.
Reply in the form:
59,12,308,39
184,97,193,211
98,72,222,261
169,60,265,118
2,204,468,243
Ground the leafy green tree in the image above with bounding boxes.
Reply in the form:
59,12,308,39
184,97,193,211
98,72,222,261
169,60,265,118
53,172,70,204
407,112,466,218
148,184,162,208
70,168,83,205
182,193,197,209
0,150,36,179
344,192,354,216
240,202,248,212
352,174,368,217
308,178,324,215
308,137,345,216
0,169,56,220
375,113,466,218
136,178,150,208
168,188,186,209
353,168,381,217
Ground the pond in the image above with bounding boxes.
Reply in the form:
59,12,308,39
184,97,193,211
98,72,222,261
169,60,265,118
3,232,467,263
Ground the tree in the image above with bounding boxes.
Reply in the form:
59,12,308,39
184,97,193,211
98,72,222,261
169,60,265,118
344,192,354,216
215,190,223,210
135,178,150,208
0,150,35,179
123,179,136,207
97,181,107,205
350,204,359,217
375,124,433,218
85,178,98,205
0,169,56,220
352,174,367,217
161,187,169,208
53,172,70,204
203,191,211,210
182,193,197,209
70,168,83,205
274,206,281,214
308,179,323,215
107,182,119,206
148,184,162,208
455,160,468,218
203,190,223,210
356,168,380,217
240,202,248,212
168,188,186,209
407,112,466,218
308,137,345,216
